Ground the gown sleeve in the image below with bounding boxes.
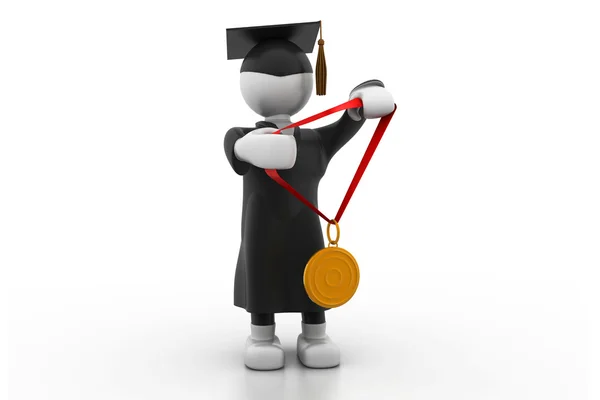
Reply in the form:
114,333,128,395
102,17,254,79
315,111,366,162
224,127,252,176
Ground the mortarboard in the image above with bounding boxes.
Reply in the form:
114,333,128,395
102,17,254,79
226,21,327,95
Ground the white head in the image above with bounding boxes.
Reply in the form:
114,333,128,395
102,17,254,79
238,38,314,118
240,72,313,118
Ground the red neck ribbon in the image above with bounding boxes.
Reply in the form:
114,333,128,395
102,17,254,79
265,98,397,224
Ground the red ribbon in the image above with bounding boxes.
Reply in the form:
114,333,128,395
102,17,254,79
265,98,397,224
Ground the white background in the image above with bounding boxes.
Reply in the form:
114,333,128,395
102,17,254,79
1,0,599,399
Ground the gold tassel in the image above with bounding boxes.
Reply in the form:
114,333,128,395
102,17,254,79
316,21,327,96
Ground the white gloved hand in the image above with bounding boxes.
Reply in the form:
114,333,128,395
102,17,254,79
234,127,297,170
348,80,395,121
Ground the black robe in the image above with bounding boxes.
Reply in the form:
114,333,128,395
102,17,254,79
224,111,366,314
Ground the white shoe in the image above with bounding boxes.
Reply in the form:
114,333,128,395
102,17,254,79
297,322,340,369
244,324,285,371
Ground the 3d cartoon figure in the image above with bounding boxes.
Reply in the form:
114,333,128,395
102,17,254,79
224,21,395,370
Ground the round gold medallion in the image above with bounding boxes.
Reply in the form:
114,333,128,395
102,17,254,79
303,221,360,308
304,246,360,308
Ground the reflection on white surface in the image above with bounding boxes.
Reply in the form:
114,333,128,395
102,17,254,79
243,368,286,400
6,285,590,400
242,353,341,400
295,366,341,400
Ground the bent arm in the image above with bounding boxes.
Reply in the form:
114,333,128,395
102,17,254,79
224,127,252,175
315,111,366,161
316,80,390,161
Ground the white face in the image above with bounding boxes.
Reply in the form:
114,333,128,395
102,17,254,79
240,72,313,117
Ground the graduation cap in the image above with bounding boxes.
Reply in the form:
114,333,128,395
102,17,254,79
226,21,327,95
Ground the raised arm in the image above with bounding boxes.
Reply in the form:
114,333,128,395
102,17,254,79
224,126,298,175
315,111,366,161
316,79,395,162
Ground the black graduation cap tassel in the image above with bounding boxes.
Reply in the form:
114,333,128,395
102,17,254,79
316,21,327,96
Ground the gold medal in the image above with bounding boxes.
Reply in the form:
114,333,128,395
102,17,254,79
304,221,360,308
265,100,397,309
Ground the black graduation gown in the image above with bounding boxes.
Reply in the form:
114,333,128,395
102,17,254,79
224,111,366,314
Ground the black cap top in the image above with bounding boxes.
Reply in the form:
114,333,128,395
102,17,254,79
226,21,321,77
